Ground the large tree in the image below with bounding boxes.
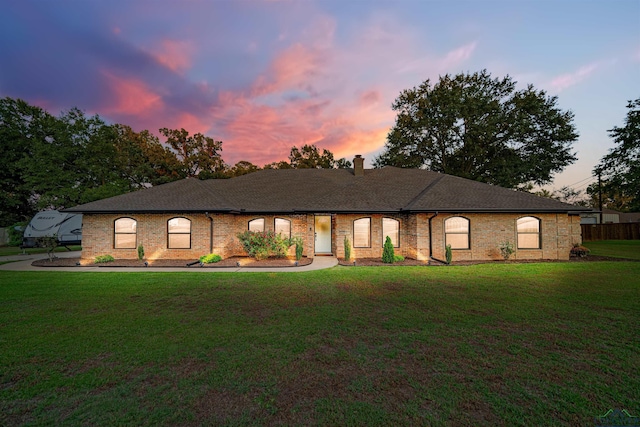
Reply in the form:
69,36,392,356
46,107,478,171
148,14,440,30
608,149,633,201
159,128,226,179
374,70,578,189
594,98,640,212
288,144,351,169
112,124,183,187
0,98,49,225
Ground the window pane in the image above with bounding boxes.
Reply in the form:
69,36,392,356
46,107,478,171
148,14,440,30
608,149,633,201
354,218,370,247
446,233,469,249
518,234,539,249
249,218,264,232
168,234,190,249
517,217,539,233
115,233,136,249
382,218,399,247
445,217,469,233
115,218,136,233
168,217,191,233
275,218,291,239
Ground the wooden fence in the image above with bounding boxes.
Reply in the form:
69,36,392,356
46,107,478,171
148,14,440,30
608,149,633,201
581,223,640,241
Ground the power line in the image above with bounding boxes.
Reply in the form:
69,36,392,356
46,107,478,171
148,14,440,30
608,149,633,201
563,175,596,189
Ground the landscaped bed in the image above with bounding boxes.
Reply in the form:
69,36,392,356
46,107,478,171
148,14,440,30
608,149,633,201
30,254,636,268
31,256,313,268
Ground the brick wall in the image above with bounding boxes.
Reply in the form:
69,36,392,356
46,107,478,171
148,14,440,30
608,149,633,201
427,212,581,262
81,213,316,261
81,211,581,261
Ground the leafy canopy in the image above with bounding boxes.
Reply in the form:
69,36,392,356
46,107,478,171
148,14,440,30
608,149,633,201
594,98,640,212
374,70,578,189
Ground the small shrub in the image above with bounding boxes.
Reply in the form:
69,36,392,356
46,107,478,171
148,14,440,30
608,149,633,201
36,235,58,261
393,254,405,263
8,222,27,247
290,236,304,260
199,253,222,263
382,236,395,263
137,245,145,260
445,244,452,265
344,236,351,261
237,230,290,260
499,241,515,260
95,254,115,264
570,243,590,258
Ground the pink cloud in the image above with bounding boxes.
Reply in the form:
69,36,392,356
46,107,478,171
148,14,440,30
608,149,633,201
150,39,194,74
550,63,599,92
94,9,479,169
441,42,477,68
101,71,164,116
252,43,329,96
358,90,381,107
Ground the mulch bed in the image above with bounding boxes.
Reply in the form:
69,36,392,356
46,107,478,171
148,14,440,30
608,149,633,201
31,254,636,268
32,256,313,268
337,255,636,266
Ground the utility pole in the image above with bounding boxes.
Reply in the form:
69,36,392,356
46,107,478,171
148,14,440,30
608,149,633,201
598,172,603,224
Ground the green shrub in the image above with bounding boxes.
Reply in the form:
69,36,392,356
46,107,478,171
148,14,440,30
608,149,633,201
237,231,290,260
499,241,515,260
8,222,27,246
382,236,395,263
95,254,115,264
445,244,452,264
137,245,145,260
393,254,405,262
199,253,222,263
344,236,351,261
290,237,304,261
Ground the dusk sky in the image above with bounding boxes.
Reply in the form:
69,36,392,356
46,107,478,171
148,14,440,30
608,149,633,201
1,0,638,194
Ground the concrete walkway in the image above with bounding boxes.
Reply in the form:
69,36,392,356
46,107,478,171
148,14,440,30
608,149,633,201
0,251,339,273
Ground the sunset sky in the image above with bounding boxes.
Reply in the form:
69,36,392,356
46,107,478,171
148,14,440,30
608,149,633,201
1,0,638,194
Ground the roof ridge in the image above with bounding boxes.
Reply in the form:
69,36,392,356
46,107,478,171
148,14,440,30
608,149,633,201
403,173,445,211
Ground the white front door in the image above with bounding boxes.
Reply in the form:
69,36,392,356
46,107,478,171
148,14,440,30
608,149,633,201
314,215,332,254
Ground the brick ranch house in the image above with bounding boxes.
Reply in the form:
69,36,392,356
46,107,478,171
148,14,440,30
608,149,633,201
65,156,585,262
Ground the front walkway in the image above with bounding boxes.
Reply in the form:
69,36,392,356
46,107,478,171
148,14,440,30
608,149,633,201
0,251,339,273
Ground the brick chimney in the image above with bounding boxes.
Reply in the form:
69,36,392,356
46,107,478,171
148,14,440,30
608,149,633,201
353,155,364,176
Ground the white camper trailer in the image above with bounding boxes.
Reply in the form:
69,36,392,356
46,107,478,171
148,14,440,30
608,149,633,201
22,210,82,248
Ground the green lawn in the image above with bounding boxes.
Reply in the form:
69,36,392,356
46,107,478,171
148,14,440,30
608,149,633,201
1,263,639,426
583,240,640,260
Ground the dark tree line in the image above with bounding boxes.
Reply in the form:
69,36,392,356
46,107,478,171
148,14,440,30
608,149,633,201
0,97,350,226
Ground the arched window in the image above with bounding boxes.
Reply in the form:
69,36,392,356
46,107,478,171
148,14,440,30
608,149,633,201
382,218,400,247
168,217,191,249
353,218,371,248
517,216,541,249
248,218,265,232
275,218,291,239
114,217,137,249
445,216,470,249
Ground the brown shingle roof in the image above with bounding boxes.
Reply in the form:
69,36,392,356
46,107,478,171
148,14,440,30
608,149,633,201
64,167,585,214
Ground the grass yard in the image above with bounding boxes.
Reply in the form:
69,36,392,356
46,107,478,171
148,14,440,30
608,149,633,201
0,245,82,257
1,262,639,426
583,240,640,260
